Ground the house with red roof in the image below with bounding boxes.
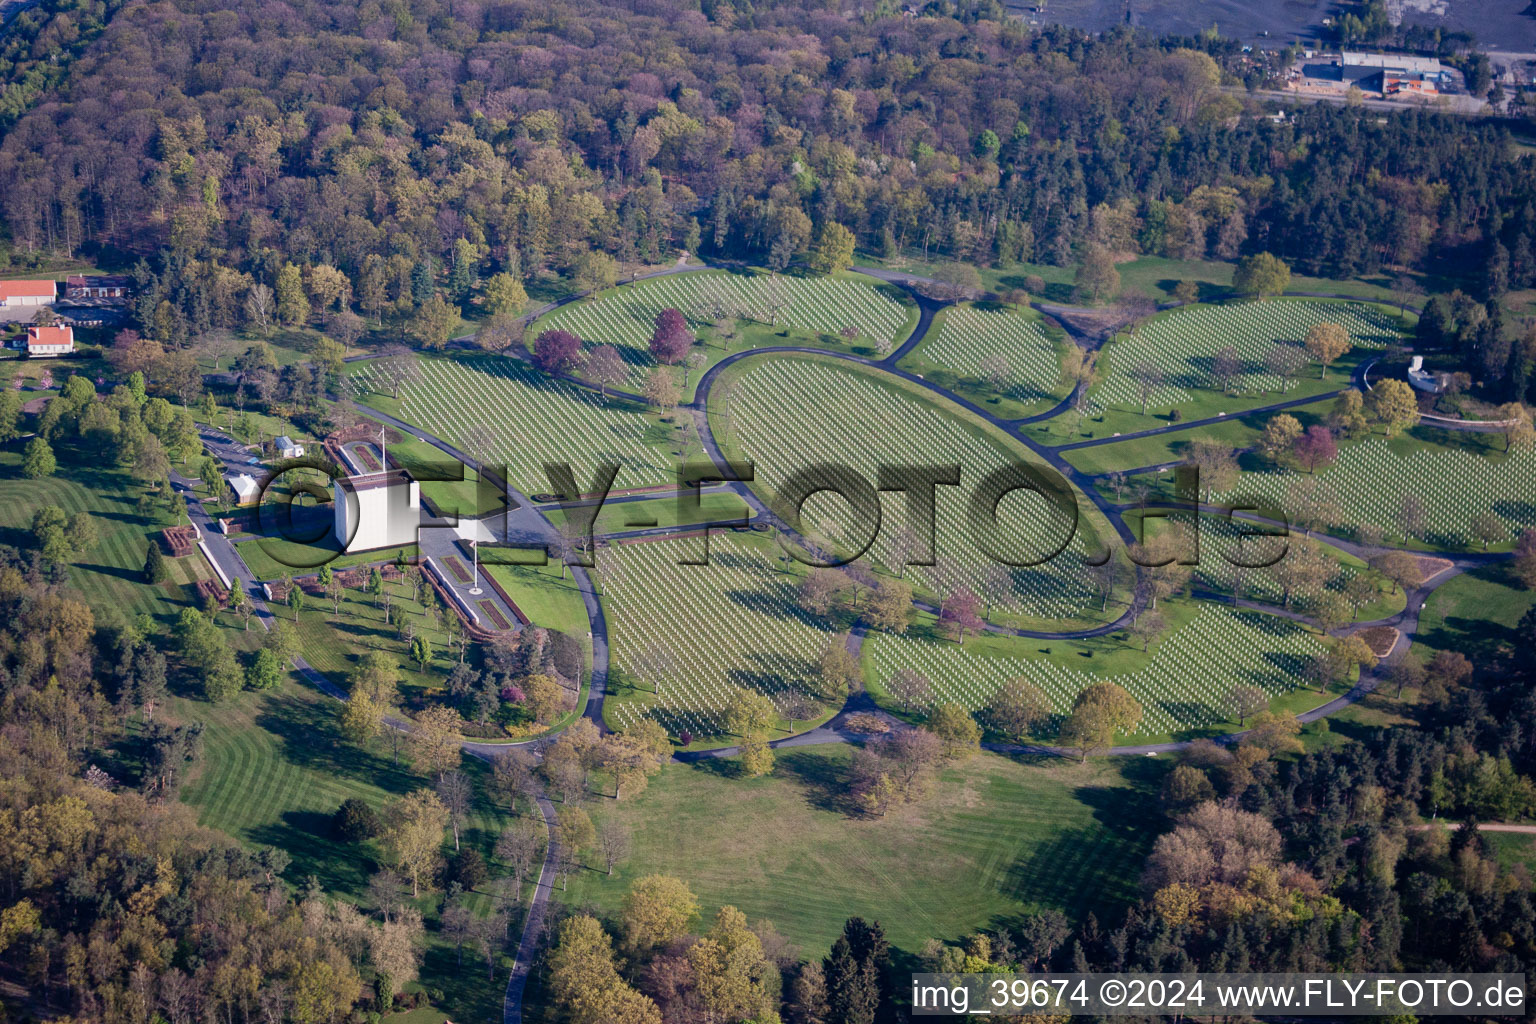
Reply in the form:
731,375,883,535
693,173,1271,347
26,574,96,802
0,280,57,307
24,325,74,357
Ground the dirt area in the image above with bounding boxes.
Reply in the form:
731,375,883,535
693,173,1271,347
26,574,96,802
1357,625,1401,657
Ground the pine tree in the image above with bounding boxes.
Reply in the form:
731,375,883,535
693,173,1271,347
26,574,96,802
145,542,169,583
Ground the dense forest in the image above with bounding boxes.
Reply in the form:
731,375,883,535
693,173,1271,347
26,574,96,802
2,0,1536,305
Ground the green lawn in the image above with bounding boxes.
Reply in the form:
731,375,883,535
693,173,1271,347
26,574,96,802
554,745,1163,955
1060,396,1337,476
232,535,417,582
1414,563,1536,667
176,681,525,1024
1485,832,1536,875
285,568,460,700
482,562,590,643
0,445,214,627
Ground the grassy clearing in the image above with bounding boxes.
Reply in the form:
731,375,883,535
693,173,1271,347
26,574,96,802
482,562,590,644
1414,563,1536,667
0,445,214,627
553,746,1163,955
176,681,524,1024
231,535,416,582
1299,688,1420,753
284,568,459,700
1485,832,1536,875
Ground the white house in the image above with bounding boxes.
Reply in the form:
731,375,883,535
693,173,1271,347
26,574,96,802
0,280,56,307
23,324,73,357
275,435,305,459
226,473,261,506
333,470,421,552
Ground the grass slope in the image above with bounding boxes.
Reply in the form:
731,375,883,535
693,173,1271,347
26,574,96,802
0,446,209,625
555,746,1162,955
177,682,524,1023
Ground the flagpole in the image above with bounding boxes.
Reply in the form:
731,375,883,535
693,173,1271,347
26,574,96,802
468,538,482,596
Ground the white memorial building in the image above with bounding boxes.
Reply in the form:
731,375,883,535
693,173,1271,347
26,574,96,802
333,469,421,552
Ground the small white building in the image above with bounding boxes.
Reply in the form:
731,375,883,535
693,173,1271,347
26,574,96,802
23,324,73,357
275,435,305,459
0,280,57,307
226,473,261,506
333,470,421,552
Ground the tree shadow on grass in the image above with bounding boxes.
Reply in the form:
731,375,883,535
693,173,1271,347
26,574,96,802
254,691,417,797
1003,826,1135,918
1417,613,1517,664
773,746,859,816
76,561,151,582
247,814,377,897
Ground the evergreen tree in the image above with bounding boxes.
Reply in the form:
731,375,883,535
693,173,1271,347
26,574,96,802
144,542,169,583
824,917,893,1024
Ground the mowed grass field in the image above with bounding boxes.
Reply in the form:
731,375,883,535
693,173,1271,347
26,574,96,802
286,570,459,699
0,445,211,625
1414,563,1536,667
177,683,527,1023
556,746,1163,956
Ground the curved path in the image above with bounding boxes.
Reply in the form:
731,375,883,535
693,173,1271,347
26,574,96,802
332,269,1505,1024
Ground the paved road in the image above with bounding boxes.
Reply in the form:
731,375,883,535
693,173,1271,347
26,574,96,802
502,794,558,1024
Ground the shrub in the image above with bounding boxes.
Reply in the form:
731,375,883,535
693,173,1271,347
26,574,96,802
543,629,583,682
